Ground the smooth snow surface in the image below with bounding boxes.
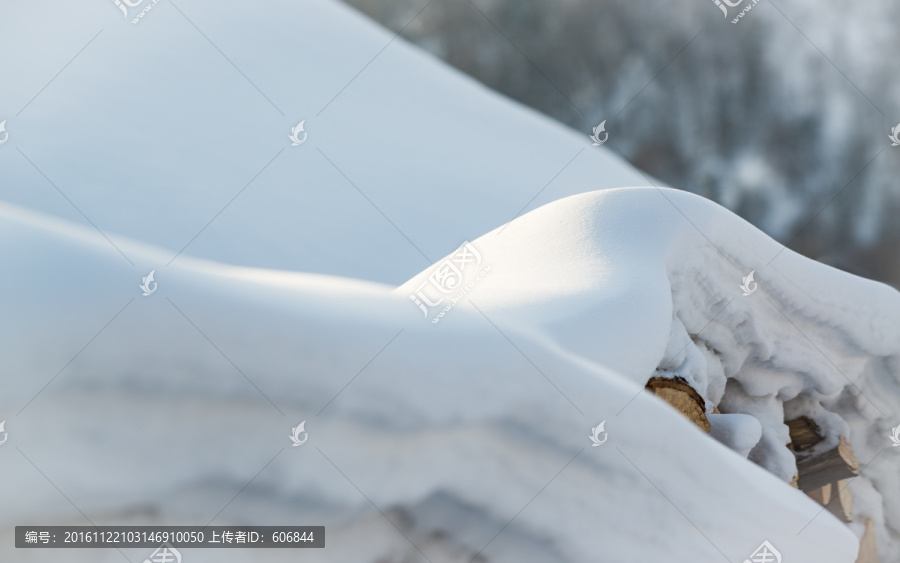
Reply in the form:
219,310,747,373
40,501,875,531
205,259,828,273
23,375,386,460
0,0,646,285
0,196,863,563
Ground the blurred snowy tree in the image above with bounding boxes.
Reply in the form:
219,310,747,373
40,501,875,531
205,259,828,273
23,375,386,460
345,0,900,287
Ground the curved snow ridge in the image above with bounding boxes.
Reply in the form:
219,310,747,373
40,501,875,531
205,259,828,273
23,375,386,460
401,186,900,411
400,185,900,556
400,186,900,376
0,201,860,562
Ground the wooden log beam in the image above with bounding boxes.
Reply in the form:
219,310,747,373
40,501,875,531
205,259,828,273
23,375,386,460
787,416,824,452
806,483,832,506
645,376,710,433
796,437,859,492
826,480,854,523
855,518,878,563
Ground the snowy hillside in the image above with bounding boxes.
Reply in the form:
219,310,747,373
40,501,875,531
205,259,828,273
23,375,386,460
0,0,645,285
2,1,899,563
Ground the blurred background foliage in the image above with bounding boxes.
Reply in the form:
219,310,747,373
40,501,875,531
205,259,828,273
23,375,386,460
343,0,900,289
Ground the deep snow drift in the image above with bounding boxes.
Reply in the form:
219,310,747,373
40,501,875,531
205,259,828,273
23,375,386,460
401,187,900,557
0,191,871,563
